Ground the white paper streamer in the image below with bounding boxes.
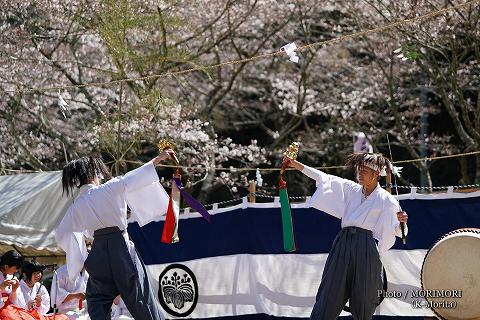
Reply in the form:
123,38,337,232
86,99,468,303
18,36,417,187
256,168,263,187
280,42,299,63
58,92,71,119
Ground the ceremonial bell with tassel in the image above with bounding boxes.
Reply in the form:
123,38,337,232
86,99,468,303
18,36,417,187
159,139,181,243
278,142,299,252
158,139,212,244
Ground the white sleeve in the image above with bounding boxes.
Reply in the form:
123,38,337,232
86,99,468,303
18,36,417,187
122,162,169,226
386,196,409,238
0,278,5,308
101,162,169,226
50,271,69,308
38,286,50,315
377,198,401,253
55,208,88,280
303,165,358,219
123,161,160,192
126,182,169,227
10,284,26,309
103,161,159,196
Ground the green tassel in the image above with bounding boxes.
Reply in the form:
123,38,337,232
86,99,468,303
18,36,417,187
279,188,296,252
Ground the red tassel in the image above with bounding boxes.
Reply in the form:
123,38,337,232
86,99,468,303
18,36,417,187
161,195,175,243
78,298,83,310
278,176,287,189
278,158,290,189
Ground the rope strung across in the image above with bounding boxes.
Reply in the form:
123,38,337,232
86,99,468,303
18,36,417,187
2,150,480,173
3,0,479,94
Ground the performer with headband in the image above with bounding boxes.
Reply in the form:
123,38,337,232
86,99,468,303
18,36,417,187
55,150,175,320
285,152,408,320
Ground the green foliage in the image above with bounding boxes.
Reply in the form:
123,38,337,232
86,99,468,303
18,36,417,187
394,43,418,61
97,0,190,83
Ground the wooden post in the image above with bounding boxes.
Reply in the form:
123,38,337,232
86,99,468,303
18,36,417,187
248,180,256,203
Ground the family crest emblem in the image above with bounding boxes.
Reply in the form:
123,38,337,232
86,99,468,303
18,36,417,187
158,264,198,317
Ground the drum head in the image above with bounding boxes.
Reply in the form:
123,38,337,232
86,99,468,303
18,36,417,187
421,229,480,320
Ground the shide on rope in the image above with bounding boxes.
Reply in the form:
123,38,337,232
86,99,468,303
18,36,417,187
278,142,300,253
159,139,211,244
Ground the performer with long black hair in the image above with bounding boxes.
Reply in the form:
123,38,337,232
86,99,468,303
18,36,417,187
286,152,408,320
56,150,174,320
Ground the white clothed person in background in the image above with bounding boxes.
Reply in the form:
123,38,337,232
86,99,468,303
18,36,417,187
17,261,50,315
51,264,89,320
16,259,70,319
0,250,25,310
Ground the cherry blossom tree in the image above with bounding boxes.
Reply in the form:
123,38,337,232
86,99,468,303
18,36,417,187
1,0,478,200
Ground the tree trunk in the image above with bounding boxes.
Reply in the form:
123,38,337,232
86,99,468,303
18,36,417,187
197,154,216,203
475,155,480,184
459,156,472,185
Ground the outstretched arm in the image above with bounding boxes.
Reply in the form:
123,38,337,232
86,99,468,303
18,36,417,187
285,159,304,171
283,158,357,219
121,149,175,227
284,159,324,182
285,158,356,189
152,149,176,166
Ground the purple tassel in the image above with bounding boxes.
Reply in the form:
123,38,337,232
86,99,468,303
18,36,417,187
173,178,211,222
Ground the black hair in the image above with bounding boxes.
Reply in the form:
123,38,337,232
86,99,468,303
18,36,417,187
345,152,392,175
21,260,43,282
62,156,111,196
0,250,24,270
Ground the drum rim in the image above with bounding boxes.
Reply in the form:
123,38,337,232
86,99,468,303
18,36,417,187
420,228,480,320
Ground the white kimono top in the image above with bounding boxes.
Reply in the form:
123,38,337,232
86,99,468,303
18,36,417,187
0,273,25,309
303,165,407,254
18,279,50,315
55,161,169,279
50,264,88,313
